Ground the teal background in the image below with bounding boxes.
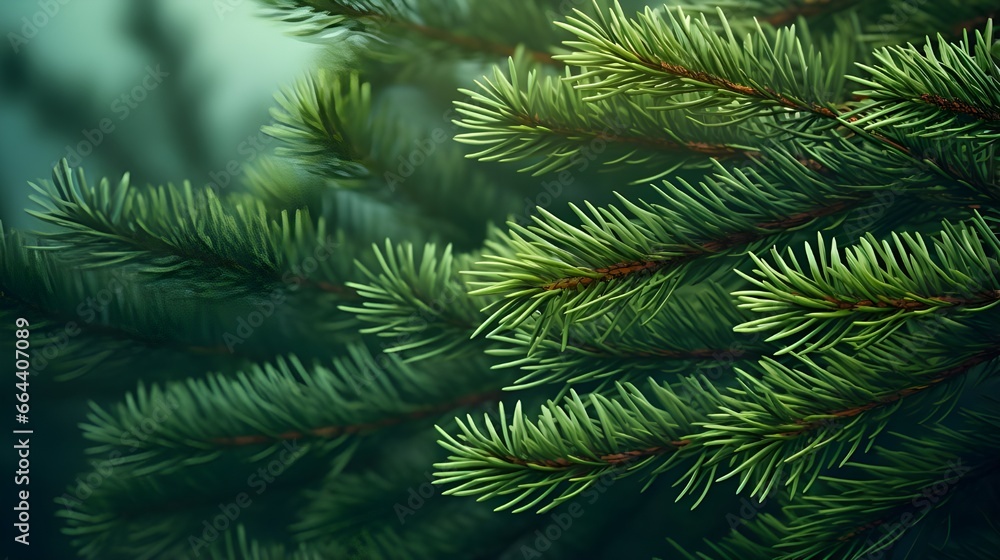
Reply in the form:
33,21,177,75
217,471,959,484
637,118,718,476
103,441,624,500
0,0,316,229
1,2,314,556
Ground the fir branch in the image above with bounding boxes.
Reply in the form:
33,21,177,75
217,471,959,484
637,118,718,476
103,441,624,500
687,346,1000,501
27,161,360,298
261,0,563,65
556,3,850,113
776,410,1000,559
80,346,505,476
455,59,760,182
434,378,718,513
536,199,852,291
0,229,281,384
341,241,490,362
436,338,1000,512
60,468,331,560
735,214,1000,354
262,72,519,245
556,3,998,189
489,284,766,389
264,71,373,178
848,21,1000,140
467,147,868,338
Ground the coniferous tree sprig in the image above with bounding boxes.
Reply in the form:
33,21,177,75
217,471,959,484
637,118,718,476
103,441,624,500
341,241,491,362
435,212,1000,509
735,213,1000,354
4,0,998,558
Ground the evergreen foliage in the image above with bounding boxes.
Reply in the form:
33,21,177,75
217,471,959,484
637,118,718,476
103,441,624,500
2,0,999,558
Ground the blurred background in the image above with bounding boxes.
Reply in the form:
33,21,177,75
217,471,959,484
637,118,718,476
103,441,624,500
0,0,318,230
1,2,318,555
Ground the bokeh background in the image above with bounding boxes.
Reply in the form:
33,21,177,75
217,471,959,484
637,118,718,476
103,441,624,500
1,1,316,556
0,0,318,230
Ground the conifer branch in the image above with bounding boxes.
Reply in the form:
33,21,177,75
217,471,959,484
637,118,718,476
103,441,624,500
81,346,507,476
455,59,760,181
28,161,361,299
537,199,854,291
6,1,999,557
489,284,766,388
436,340,1000,510
556,4,850,111
736,214,1000,354
262,0,564,65
467,148,872,338
556,4,997,188
434,377,720,512
342,241,491,362
848,21,1000,139
776,410,1000,559
0,230,281,384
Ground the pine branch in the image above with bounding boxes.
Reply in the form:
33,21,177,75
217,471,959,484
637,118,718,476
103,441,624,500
467,145,872,339
556,3,998,189
849,21,1000,140
80,345,506,476
455,58,761,182
434,378,718,513
342,241,493,362
28,161,360,298
686,344,1000,502
557,3,850,113
264,71,374,179
489,283,767,389
291,449,542,559
0,228,288,386
263,72,521,246
776,410,1000,559
261,0,565,65
676,409,1000,560
59,467,330,560
436,328,1000,512
735,213,1000,354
